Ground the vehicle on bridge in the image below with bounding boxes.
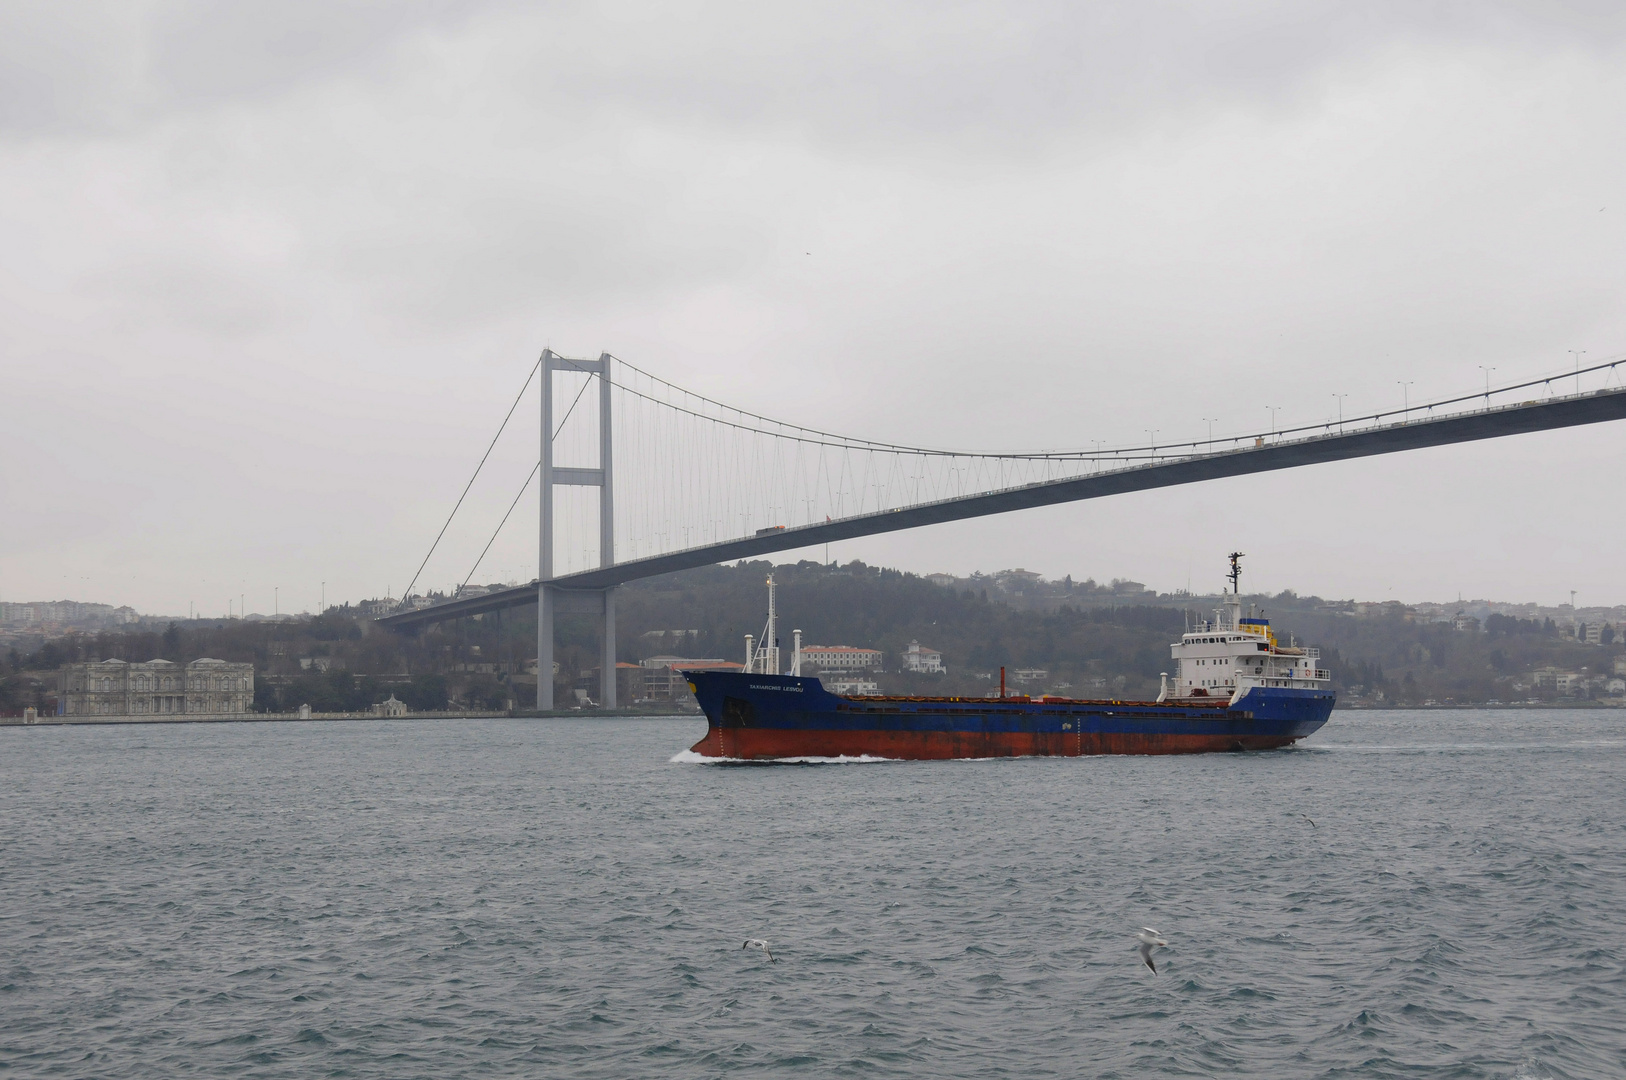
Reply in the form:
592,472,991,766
682,555,1334,760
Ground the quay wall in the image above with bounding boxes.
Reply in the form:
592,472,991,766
1,708,692,726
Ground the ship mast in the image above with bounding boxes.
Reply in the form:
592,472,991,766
745,574,781,674
765,574,778,675
1225,551,1245,631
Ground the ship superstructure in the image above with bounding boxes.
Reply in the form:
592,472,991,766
1162,552,1330,704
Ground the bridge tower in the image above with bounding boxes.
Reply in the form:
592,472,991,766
537,350,617,710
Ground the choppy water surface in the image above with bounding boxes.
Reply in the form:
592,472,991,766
1,710,1622,1079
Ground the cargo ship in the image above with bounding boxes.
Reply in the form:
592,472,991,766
683,554,1334,760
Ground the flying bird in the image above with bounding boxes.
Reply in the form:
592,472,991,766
1136,928,1168,973
1301,814,1316,827
743,938,775,962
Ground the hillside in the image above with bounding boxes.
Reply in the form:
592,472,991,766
4,560,1622,712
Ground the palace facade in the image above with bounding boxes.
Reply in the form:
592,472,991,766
59,658,254,716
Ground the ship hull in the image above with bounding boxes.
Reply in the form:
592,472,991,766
684,671,1334,760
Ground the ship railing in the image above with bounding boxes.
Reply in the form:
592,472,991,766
1251,669,1331,683
1304,647,1320,659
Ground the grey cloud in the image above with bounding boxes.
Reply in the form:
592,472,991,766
0,0,499,136
8,1,1625,145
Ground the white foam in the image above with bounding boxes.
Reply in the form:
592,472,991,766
774,754,898,764
668,749,898,764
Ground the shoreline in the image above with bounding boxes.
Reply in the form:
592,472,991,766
0,707,701,727
4,703,1622,727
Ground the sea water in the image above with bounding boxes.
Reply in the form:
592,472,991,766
1,710,1621,1078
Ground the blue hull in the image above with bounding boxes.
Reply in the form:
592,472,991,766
684,671,1335,759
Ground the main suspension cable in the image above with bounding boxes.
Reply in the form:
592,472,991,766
457,368,598,590
460,462,539,590
397,354,542,606
614,352,1626,461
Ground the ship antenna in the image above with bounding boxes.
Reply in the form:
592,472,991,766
1227,552,1245,596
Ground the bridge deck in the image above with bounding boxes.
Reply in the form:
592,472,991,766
377,387,1626,630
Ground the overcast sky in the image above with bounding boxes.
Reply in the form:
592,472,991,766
5,1,1626,617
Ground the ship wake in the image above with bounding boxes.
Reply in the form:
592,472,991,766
669,749,899,765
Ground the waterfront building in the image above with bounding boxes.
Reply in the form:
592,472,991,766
902,641,945,673
1531,667,1583,694
59,658,254,716
639,657,743,701
577,663,647,704
799,645,883,673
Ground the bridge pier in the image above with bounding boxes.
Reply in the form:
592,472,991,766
537,350,618,711
536,585,617,709
537,583,553,710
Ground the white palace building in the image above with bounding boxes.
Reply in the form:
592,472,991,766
59,658,254,717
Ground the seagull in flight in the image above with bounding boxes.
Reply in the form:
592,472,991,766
1136,928,1168,973
743,938,775,962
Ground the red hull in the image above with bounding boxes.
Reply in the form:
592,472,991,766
689,727,1299,760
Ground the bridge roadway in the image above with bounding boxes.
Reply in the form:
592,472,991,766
377,386,1626,631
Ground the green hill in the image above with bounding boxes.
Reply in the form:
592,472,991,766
5,560,1621,712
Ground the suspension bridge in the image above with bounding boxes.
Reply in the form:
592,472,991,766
376,350,1626,709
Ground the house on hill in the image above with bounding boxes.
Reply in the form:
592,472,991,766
902,641,945,673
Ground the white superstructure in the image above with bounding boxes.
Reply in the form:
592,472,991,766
1160,554,1330,704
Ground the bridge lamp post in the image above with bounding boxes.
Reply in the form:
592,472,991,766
1202,418,1217,453
1569,350,1586,394
1332,394,1348,433
1397,381,1413,418
1145,429,1160,459
1266,406,1281,437
1478,366,1496,409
